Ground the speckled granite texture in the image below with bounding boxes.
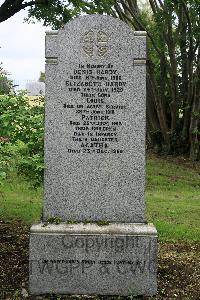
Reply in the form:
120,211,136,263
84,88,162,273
29,223,157,296
29,15,157,296
43,14,147,223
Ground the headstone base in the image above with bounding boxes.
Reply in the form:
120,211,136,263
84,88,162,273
29,223,157,296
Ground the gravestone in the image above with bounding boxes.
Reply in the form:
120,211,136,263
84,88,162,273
26,81,45,96
29,15,157,296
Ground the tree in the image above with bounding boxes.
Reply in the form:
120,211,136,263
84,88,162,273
0,0,48,23
1,0,199,160
38,71,45,82
0,63,12,94
29,0,200,160
112,0,199,160
0,0,91,25
26,0,115,29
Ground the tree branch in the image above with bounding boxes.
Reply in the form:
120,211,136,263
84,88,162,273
114,2,128,23
180,0,193,55
157,0,164,8
126,0,139,15
149,0,158,14
117,0,163,58
0,0,17,10
0,0,48,23
193,39,199,56
21,0,48,8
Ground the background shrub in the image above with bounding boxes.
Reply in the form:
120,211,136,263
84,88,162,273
0,92,44,186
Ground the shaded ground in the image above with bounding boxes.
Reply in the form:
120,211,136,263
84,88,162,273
148,152,200,173
0,220,199,300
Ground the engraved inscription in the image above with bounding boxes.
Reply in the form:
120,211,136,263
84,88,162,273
30,258,156,276
64,63,127,155
30,237,156,276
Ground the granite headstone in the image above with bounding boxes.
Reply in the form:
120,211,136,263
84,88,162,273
29,15,157,296
43,15,146,223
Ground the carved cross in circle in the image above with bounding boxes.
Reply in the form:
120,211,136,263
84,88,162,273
82,30,109,57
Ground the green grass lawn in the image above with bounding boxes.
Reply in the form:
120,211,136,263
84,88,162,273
0,155,199,241
146,156,200,241
0,174,42,223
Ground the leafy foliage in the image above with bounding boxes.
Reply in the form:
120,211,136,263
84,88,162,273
0,141,24,185
38,71,45,82
27,0,200,160
0,0,49,23
0,92,44,186
0,63,12,94
27,0,115,29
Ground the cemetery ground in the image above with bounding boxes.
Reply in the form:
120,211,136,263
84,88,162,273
0,154,199,299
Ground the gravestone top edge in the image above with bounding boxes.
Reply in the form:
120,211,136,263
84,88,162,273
45,15,146,60
45,14,146,37
46,30,58,35
134,31,146,36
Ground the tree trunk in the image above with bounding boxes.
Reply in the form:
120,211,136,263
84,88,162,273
189,50,200,160
147,60,170,150
146,72,162,150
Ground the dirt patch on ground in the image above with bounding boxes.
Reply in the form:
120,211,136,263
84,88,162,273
0,220,199,300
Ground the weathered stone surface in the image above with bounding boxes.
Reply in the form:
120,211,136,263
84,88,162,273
29,223,157,296
45,31,58,58
29,15,157,297
43,15,146,223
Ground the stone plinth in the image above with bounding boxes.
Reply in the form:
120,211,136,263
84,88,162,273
29,223,157,296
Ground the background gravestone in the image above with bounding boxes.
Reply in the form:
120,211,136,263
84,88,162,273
29,15,157,296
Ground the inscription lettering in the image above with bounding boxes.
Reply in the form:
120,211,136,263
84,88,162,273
30,257,156,276
63,61,127,154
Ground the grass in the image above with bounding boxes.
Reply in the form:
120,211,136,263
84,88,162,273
0,174,42,223
146,155,200,241
0,155,199,241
